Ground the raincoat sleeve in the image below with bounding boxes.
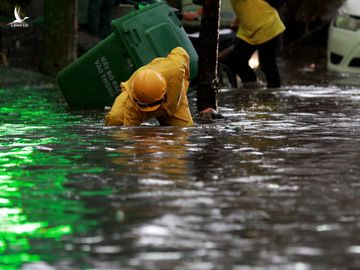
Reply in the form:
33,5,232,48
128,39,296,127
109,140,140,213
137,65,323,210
170,47,190,81
157,80,193,126
105,83,143,126
155,47,193,126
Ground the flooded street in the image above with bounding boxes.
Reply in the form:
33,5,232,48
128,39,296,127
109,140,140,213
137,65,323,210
1,64,360,270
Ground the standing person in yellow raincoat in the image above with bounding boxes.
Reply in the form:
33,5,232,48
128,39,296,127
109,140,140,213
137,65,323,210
105,47,193,126
228,0,285,88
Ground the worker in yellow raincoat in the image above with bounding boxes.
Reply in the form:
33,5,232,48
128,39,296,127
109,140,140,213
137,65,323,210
228,0,285,88
105,47,193,126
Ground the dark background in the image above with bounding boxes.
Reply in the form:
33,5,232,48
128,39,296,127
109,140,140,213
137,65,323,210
0,0,344,74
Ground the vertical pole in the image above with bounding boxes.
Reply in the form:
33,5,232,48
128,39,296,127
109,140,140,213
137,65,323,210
196,0,221,115
40,0,77,75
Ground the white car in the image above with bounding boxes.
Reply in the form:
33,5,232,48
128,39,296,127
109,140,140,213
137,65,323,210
327,0,360,73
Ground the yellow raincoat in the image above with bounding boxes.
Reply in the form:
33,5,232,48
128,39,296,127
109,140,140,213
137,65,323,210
105,47,193,126
231,0,285,45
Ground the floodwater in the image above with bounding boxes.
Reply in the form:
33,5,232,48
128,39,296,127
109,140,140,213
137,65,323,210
1,64,360,270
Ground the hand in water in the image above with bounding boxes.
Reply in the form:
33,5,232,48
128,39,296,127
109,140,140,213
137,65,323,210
199,108,223,121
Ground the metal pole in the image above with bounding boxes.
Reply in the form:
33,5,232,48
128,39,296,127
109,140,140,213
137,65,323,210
196,0,221,119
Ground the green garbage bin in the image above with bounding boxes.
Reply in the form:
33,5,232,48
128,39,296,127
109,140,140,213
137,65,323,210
57,1,198,109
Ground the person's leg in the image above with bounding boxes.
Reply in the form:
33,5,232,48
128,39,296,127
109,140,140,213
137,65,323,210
87,0,102,34
225,37,257,84
258,36,281,88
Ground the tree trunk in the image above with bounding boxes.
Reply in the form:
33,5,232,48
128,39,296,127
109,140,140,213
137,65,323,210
196,0,221,112
40,0,77,75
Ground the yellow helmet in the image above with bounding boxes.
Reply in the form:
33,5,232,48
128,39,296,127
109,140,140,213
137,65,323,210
132,69,167,112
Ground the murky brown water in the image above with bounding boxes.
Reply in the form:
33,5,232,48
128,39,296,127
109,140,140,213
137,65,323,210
1,65,360,270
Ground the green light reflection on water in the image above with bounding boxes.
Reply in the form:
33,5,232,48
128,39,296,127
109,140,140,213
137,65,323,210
0,87,107,269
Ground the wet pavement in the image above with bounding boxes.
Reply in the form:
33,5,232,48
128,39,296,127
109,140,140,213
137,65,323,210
1,61,360,270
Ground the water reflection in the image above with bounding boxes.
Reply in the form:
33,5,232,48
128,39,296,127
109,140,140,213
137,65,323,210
0,87,103,269
109,127,192,180
1,66,360,269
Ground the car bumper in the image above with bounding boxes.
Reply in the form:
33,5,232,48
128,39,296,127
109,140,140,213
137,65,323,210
327,21,360,73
